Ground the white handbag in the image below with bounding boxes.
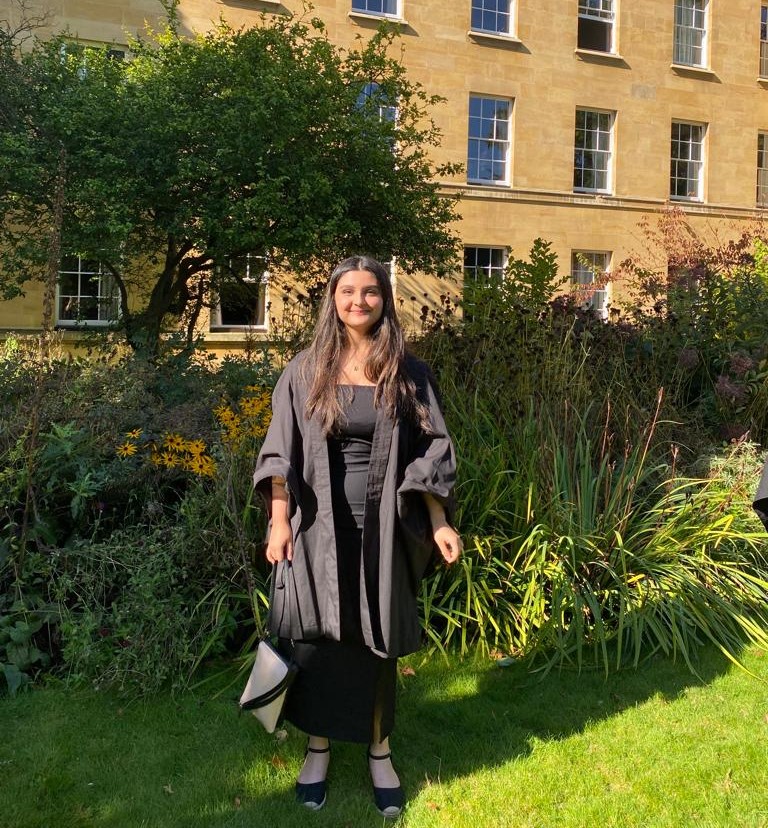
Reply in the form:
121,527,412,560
239,638,298,733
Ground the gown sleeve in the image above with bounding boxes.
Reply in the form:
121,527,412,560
754,456,768,531
252,361,302,520
396,366,458,570
397,367,457,516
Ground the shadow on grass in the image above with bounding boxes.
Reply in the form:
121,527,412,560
395,645,734,791
0,646,739,828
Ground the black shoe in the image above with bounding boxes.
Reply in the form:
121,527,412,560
295,744,330,811
368,750,405,819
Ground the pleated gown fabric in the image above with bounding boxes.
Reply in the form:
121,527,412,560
279,386,397,743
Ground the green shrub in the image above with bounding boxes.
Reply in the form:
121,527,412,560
420,382,768,672
55,522,266,693
415,238,768,672
0,345,275,693
0,591,58,695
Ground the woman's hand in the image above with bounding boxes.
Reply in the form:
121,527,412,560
433,524,462,565
423,492,462,565
266,477,293,564
266,519,293,563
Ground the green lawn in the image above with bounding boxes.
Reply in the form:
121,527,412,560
2,647,767,828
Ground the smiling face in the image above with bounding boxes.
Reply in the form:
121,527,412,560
333,269,385,338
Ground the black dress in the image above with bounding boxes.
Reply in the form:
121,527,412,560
279,385,397,743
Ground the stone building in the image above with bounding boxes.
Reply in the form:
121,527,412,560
2,0,767,351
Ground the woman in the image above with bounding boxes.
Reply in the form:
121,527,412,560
253,256,461,818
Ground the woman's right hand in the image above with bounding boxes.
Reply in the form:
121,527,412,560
266,520,293,564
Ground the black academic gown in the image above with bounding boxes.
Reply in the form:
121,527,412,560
253,352,457,659
754,456,768,531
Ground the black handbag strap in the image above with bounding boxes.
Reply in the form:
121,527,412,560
239,663,298,711
267,560,295,652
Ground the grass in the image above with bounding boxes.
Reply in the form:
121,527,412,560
2,647,768,828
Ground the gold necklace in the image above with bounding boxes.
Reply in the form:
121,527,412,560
347,346,368,373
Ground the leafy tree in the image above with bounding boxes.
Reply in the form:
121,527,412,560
0,8,461,356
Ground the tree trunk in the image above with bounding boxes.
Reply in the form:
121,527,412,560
125,236,193,358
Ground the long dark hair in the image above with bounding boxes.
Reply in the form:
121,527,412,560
301,256,432,434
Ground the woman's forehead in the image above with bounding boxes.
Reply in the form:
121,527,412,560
336,269,380,289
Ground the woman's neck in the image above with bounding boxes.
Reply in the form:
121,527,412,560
344,329,370,351
340,335,374,384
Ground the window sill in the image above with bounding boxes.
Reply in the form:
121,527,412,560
669,195,704,204
468,30,522,46
574,188,613,197
348,11,408,25
208,328,268,337
467,180,510,189
758,76,768,85
670,63,716,77
574,47,624,62
55,323,115,330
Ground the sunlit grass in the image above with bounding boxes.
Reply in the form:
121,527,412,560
2,647,767,827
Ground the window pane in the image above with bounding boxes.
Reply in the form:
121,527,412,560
464,246,506,283
571,251,611,318
352,0,398,16
578,17,612,51
578,0,613,19
57,256,118,325
220,282,265,326
356,81,396,123
573,108,612,192
215,254,267,328
59,255,80,273
670,122,704,200
674,0,707,66
468,95,511,184
471,0,511,35
758,132,768,206
761,6,768,77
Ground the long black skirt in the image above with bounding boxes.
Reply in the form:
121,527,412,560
277,521,397,744
278,635,396,744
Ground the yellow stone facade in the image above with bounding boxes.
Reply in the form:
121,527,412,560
2,0,768,352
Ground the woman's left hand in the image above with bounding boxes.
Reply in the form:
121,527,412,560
433,524,462,565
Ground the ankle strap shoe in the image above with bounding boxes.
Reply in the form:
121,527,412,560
296,744,330,811
368,750,404,819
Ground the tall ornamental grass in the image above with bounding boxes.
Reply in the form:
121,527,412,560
420,373,768,673
415,241,768,672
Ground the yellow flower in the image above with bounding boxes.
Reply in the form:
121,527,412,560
159,451,179,468
125,429,143,439
116,442,138,458
240,396,269,418
186,439,207,456
213,402,235,423
199,456,217,477
163,433,186,452
185,454,217,477
223,414,243,433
